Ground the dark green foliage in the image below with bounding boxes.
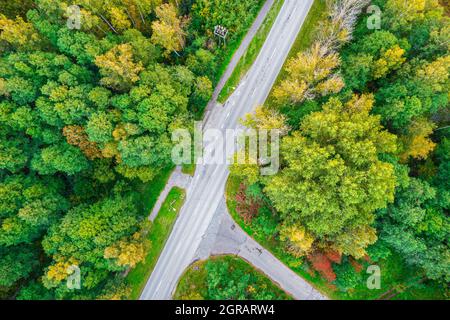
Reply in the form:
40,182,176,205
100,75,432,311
366,240,392,263
333,259,361,292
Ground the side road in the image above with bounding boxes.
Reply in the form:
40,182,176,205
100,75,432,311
197,199,328,300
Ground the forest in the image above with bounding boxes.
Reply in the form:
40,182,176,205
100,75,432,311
229,0,449,299
0,0,265,299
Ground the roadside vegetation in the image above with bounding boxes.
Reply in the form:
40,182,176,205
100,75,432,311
182,163,197,177
174,255,292,300
229,0,449,300
267,0,328,105
218,0,285,103
126,187,186,300
0,0,268,300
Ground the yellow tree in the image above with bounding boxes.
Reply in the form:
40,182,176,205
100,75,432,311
279,224,315,258
151,3,185,57
95,43,144,91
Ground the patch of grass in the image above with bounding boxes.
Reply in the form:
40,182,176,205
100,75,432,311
217,0,285,103
174,255,292,300
127,187,186,300
226,174,447,300
138,166,174,216
267,0,328,105
182,163,196,176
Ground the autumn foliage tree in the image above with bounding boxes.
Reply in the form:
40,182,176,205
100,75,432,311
307,251,338,282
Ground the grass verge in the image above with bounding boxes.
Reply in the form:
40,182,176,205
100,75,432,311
217,0,285,103
174,255,292,300
127,187,186,299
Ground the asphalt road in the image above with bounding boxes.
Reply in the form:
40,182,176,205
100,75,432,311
140,0,315,300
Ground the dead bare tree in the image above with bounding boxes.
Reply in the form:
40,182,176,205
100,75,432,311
317,0,370,53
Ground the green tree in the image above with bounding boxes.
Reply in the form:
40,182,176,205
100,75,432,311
0,245,39,287
333,258,362,292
